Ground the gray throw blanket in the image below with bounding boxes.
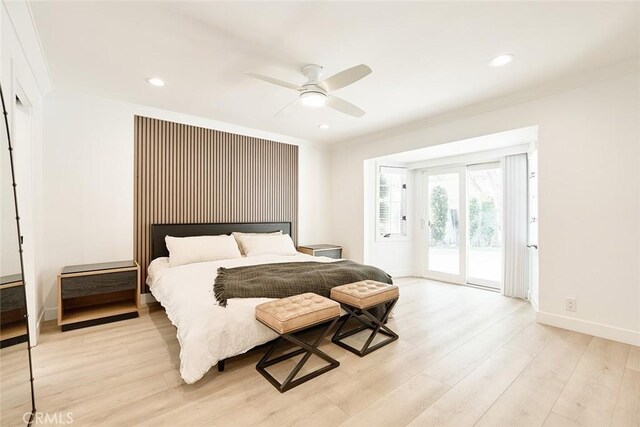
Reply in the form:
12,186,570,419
214,260,393,316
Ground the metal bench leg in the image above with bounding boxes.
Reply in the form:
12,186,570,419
256,317,340,393
332,298,399,357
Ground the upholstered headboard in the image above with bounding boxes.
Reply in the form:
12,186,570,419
150,222,292,260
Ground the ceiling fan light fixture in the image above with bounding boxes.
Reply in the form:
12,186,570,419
246,64,370,117
300,91,326,108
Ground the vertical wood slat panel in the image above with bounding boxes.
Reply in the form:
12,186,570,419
133,116,298,291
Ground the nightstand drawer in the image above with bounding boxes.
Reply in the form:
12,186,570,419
0,285,26,312
61,271,137,299
314,248,342,259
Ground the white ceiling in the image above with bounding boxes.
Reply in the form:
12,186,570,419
30,1,639,144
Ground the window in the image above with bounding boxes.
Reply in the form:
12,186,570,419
377,166,408,239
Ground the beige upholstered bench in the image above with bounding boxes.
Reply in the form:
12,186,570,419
255,293,341,392
330,280,399,356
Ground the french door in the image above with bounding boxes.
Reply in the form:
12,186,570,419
422,163,503,289
466,163,502,288
422,167,467,284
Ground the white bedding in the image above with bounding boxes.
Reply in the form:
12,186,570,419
148,253,338,383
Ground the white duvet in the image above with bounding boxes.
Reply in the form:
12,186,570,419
148,253,338,384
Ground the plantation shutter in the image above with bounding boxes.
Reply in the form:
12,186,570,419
378,166,408,238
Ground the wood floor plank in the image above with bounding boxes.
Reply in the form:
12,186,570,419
422,303,534,386
340,373,449,427
503,321,560,357
552,337,630,427
86,366,257,426
398,291,519,348
264,395,350,427
322,302,528,416
407,347,533,426
61,374,169,422
543,412,582,427
611,368,640,427
626,346,640,371
335,293,523,381
476,329,592,427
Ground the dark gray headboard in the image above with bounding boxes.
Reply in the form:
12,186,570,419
151,222,292,260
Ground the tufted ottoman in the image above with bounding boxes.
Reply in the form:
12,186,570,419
255,293,340,392
330,280,399,357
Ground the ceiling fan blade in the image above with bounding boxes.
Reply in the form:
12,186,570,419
245,73,300,91
326,95,366,118
274,98,299,118
321,64,372,92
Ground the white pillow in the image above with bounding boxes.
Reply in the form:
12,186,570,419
233,233,298,257
232,231,282,255
165,235,242,267
146,257,170,288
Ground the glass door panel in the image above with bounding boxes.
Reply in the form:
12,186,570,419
427,172,461,276
467,164,502,288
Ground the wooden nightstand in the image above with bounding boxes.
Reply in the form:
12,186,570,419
58,260,140,331
297,244,342,259
0,274,28,348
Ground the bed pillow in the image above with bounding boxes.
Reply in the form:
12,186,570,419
233,233,298,257
232,231,282,255
165,235,242,267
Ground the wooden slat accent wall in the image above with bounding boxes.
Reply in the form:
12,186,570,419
134,116,298,290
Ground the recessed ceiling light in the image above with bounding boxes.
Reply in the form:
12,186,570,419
146,77,165,87
318,123,329,130
489,54,514,67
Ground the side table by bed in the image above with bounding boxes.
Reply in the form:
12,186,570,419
57,260,140,331
297,244,342,259
0,274,28,347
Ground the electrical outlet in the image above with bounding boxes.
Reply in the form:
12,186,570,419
565,298,577,312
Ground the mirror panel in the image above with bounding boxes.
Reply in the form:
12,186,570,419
0,89,34,425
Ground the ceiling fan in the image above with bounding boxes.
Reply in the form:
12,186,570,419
246,64,372,118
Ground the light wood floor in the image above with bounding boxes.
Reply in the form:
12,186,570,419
20,278,640,426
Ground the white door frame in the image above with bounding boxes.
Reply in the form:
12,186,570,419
420,167,467,285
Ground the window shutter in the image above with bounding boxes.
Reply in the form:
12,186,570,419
377,167,408,238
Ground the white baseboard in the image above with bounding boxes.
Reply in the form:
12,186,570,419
33,309,44,345
388,269,414,278
536,310,640,346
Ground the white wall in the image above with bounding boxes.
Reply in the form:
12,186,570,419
41,90,331,320
330,62,640,345
1,0,52,342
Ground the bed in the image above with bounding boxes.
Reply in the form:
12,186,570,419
147,222,340,384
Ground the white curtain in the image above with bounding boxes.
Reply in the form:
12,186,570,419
502,154,529,299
